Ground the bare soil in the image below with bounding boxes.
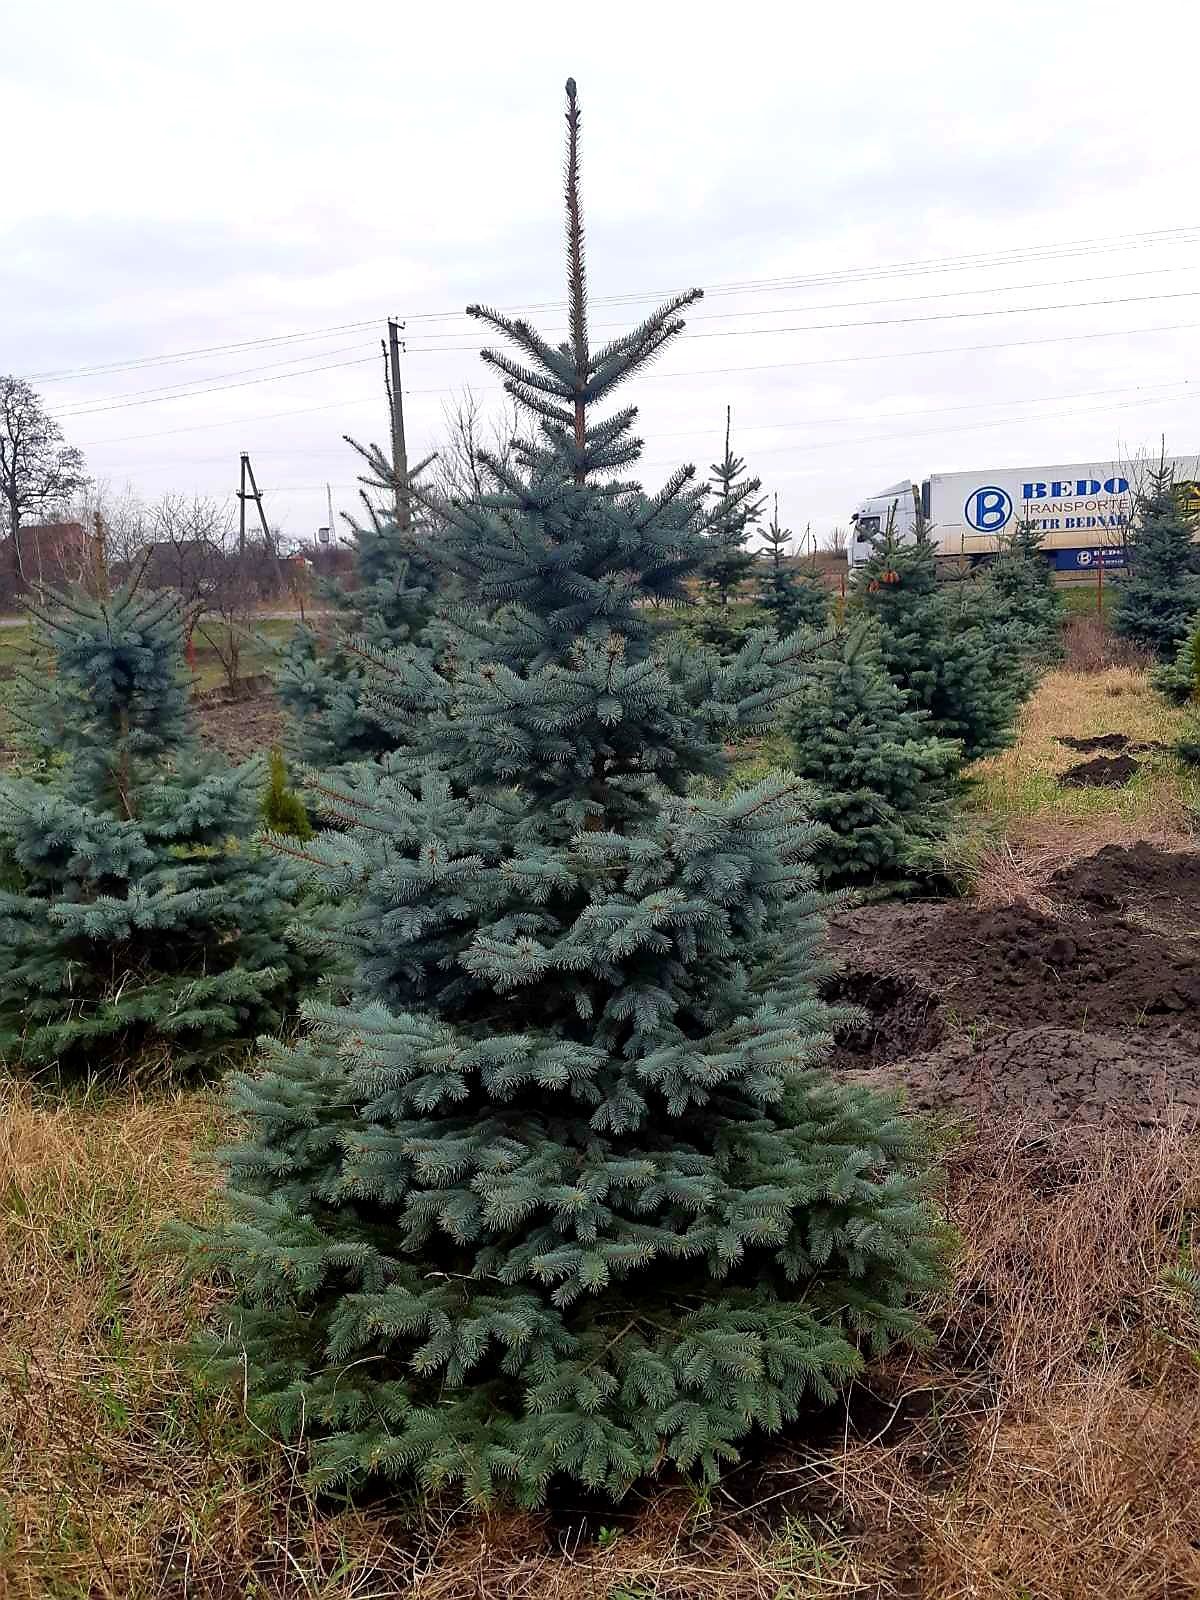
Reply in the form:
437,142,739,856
195,687,286,762
829,842,1200,1127
1058,750,1141,787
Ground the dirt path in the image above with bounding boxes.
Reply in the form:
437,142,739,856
829,842,1200,1127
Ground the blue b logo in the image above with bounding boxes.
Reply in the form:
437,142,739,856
965,486,1013,533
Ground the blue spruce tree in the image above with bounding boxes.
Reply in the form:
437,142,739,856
859,520,1032,761
0,583,320,1073
1113,459,1200,660
276,443,439,770
760,496,829,635
686,408,766,651
787,624,961,889
182,80,942,1505
989,520,1064,664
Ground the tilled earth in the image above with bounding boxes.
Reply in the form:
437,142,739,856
828,842,1200,1127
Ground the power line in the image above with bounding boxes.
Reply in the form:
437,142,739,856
27,318,383,383
403,285,1200,354
397,317,1200,395
57,354,379,419
72,317,1200,448
55,291,1200,426
25,223,1200,383
75,392,380,449
187,383,1200,492
109,375,1195,465
53,341,376,415
643,385,1200,468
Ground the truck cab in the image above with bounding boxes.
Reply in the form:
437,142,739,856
848,481,920,566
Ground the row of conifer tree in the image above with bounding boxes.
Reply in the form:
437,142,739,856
1,79,1168,1508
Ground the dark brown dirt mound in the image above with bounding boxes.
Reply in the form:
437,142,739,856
1058,751,1140,788
1058,732,1131,753
837,900,1200,1042
830,842,1200,1124
850,1027,1200,1128
1049,840,1200,919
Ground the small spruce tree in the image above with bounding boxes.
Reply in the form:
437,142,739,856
277,473,439,770
0,584,319,1073
1113,460,1200,660
1150,616,1200,705
989,519,1064,663
858,521,1032,761
691,408,765,648
759,498,829,635
787,624,961,889
181,80,942,1506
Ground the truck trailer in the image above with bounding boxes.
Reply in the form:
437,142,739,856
848,455,1200,576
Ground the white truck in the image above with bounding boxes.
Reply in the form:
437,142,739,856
848,455,1200,577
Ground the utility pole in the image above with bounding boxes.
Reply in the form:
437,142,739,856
387,318,411,531
236,452,272,556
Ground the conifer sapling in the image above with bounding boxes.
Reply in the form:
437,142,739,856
859,520,1032,761
1113,458,1200,660
760,496,829,635
182,79,943,1506
787,623,960,888
0,583,319,1073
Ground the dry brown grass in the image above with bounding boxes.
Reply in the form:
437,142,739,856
969,666,1200,840
3,1082,1198,1599
819,1125,1200,1599
1061,615,1153,673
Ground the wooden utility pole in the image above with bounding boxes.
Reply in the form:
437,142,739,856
387,319,411,530
236,452,272,555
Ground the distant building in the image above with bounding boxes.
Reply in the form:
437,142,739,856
0,522,87,601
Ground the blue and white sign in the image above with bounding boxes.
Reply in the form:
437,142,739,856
964,485,1014,534
1051,546,1128,571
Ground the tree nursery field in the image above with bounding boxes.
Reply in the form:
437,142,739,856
2,664,1198,1600
4,81,1200,1600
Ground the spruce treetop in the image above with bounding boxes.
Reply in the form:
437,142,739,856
361,81,818,824
12,583,190,811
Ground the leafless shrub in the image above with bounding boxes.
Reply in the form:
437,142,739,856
1063,614,1154,672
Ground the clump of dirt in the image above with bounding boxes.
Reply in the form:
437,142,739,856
1049,840,1200,921
1058,732,1131,753
838,900,1200,1041
1058,751,1141,788
824,971,943,1065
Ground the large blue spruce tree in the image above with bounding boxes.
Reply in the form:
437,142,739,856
184,80,942,1505
0,583,320,1073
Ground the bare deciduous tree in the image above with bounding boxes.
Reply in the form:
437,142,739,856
0,377,89,584
432,388,523,504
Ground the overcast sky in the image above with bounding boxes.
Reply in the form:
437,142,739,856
5,0,1200,545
